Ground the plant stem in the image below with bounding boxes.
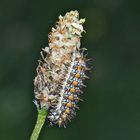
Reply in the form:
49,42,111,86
30,107,48,140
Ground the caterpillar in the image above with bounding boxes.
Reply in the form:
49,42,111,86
34,10,89,127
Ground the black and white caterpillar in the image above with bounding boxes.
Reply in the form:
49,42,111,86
34,10,89,127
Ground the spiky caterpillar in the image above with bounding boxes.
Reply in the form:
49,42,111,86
34,10,89,127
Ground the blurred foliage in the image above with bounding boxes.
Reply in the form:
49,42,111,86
0,0,140,140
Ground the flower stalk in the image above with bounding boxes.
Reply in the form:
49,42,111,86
30,107,48,140
30,10,88,140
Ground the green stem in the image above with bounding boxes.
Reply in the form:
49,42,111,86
30,107,48,140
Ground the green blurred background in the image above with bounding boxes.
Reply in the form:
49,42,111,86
0,0,140,140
